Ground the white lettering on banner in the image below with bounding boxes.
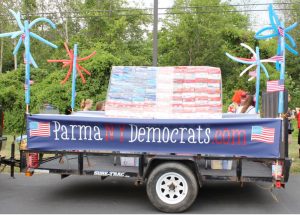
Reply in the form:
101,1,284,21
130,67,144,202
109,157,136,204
94,126,103,141
128,124,211,144
129,124,138,142
162,127,170,143
148,127,162,143
138,127,146,142
53,121,60,140
196,126,203,143
52,120,212,144
70,125,77,140
53,121,103,141
179,128,188,144
170,128,179,143
61,125,69,140
205,128,211,143
188,128,196,144
79,125,92,140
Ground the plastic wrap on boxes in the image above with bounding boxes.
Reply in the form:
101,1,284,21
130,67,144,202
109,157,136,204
106,66,222,119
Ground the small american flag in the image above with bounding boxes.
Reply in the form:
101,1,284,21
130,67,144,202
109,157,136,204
278,27,284,37
251,126,275,144
267,80,284,92
29,121,50,137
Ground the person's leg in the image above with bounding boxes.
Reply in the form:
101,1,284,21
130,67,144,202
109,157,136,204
298,129,300,145
298,129,300,158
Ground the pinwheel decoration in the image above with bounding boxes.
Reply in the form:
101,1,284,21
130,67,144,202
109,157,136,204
226,43,283,113
47,42,96,84
255,4,298,114
255,4,298,71
48,43,96,110
0,10,57,112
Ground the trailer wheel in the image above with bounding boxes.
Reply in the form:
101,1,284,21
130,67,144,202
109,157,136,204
146,162,198,213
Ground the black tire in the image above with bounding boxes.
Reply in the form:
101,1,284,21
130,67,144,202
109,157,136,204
146,162,198,213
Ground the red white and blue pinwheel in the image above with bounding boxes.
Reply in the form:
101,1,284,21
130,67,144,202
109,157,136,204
226,43,282,113
255,4,298,71
0,10,57,68
47,43,96,110
255,4,297,113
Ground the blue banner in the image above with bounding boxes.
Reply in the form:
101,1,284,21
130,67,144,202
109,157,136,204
27,114,282,158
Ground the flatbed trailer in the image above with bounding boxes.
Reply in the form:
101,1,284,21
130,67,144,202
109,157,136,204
21,147,291,213
19,97,291,212
22,150,290,184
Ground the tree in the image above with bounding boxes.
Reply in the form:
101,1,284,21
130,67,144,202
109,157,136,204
158,0,253,108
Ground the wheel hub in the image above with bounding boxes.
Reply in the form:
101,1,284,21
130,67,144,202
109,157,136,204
168,183,176,191
156,172,188,205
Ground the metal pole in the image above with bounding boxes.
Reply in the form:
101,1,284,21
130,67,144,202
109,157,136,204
255,47,260,113
71,44,78,111
278,21,285,114
152,0,158,66
24,20,30,114
10,136,15,178
14,39,17,70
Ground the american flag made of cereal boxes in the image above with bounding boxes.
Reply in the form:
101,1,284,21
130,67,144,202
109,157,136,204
105,66,222,119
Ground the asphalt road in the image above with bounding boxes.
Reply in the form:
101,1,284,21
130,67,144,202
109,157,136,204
0,173,300,214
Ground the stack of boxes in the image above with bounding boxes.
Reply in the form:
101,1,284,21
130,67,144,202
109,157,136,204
106,66,222,119
155,67,174,118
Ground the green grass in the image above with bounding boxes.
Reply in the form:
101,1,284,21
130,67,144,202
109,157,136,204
290,129,300,174
1,135,20,159
0,135,21,173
